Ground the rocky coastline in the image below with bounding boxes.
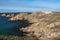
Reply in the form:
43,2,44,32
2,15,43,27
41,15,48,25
9,12,60,40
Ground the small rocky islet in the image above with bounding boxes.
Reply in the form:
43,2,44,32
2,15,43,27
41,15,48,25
1,13,14,18
1,12,60,40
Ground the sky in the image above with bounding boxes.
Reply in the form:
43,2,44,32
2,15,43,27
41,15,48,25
0,0,60,12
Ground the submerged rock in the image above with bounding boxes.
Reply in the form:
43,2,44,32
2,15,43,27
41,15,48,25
10,12,60,40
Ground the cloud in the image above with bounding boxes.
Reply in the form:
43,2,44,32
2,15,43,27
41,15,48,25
0,0,60,12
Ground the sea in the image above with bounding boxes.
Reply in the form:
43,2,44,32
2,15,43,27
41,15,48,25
0,13,23,36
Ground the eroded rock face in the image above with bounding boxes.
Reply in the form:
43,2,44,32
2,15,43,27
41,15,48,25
10,12,60,40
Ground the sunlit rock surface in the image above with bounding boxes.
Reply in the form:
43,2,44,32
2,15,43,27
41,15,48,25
1,13,7,17
10,12,60,40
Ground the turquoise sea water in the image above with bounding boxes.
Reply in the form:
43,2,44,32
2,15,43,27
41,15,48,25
0,13,23,36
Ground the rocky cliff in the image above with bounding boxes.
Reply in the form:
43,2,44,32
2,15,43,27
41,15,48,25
9,12,60,40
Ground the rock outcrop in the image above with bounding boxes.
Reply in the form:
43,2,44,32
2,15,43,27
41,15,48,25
2,14,14,18
10,12,60,40
1,13,7,17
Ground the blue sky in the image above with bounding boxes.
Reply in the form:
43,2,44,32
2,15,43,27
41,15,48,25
0,0,60,12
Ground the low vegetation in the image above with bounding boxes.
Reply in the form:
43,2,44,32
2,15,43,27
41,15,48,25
0,35,34,40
